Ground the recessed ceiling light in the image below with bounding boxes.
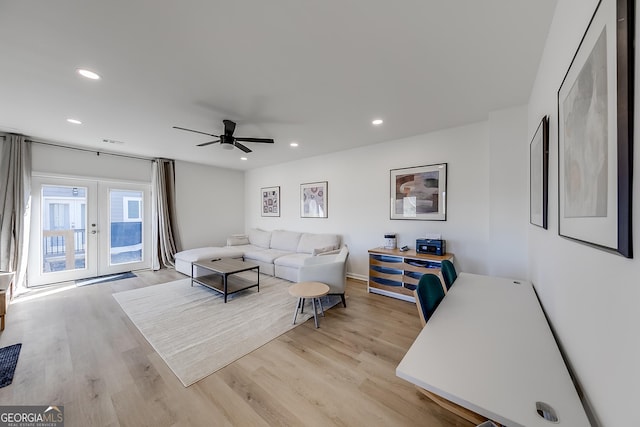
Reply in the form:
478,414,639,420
240,157,248,161
372,119,383,126
77,68,101,80
67,118,82,125
290,142,299,147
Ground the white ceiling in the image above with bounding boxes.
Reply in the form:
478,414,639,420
0,0,557,170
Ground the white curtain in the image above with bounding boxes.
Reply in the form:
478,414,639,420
0,134,31,295
151,159,180,270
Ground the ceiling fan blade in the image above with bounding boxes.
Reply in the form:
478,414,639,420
235,137,274,144
197,140,220,147
223,119,236,136
234,142,252,153
173,126,219,138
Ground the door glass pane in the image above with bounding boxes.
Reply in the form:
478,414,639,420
110,189,143,265
41,185,87,272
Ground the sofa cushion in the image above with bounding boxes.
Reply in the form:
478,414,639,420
248,228,272,248
243,248,291,264
227,244,260,252
296,233,340,254
227,235,249,246
270,230,302,252
274,252,311,268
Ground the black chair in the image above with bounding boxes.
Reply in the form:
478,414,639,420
414,273,446,327
440,259,457,291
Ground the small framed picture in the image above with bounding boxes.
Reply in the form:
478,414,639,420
530,116,549,229
390,163,447,221
300,181,327,218
261,186,280,217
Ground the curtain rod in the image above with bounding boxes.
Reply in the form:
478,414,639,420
24,138,156,162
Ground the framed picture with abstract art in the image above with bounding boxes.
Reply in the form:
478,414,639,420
300,181,328,218
557,0,633,257
390,163,447,221
530,116,549,229
261,186,280,217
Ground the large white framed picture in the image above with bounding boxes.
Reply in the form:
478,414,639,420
557,0,633,257
390,163,447,221
300,181,327,218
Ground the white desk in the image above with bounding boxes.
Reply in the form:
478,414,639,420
396,273,589,427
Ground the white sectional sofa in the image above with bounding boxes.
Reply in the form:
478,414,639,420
174,228,346,282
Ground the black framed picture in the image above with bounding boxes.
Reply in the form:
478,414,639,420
261,186,280,217
557,0,633,258
530,116,549,229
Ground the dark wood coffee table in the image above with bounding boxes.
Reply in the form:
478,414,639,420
191,258,259,303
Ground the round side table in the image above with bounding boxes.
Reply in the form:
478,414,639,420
289,281,330,328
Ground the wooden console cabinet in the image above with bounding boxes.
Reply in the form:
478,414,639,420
368,247,454,302
0,272,14,331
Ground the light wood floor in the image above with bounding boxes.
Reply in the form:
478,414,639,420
0,270,473,427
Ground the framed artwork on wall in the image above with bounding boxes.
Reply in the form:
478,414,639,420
530,116,549,229
300,181,327,218
390,163,447,221
261,186,280,217
557,0,633,258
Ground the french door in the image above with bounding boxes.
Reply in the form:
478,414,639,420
28,175,151,286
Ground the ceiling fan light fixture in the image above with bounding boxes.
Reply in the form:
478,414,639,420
174,119,274,155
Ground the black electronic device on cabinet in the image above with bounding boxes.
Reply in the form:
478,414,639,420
416,239,446,256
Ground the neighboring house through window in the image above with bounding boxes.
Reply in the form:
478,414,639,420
123,196,142,222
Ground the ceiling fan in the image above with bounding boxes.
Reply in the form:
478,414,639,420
173,119,274,153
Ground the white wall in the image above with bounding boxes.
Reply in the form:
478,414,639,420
245,111,528,281
528,1,640,425
31,143,152,182
174,160,245,250
488,106,529,277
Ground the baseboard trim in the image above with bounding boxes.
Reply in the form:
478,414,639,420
347,272,368,282
368,287,415,303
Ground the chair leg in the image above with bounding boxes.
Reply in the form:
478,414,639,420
340,294,346,308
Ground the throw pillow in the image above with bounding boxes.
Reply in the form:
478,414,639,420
312,246,337,256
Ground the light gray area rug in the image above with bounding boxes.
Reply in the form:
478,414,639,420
113,274,339,387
